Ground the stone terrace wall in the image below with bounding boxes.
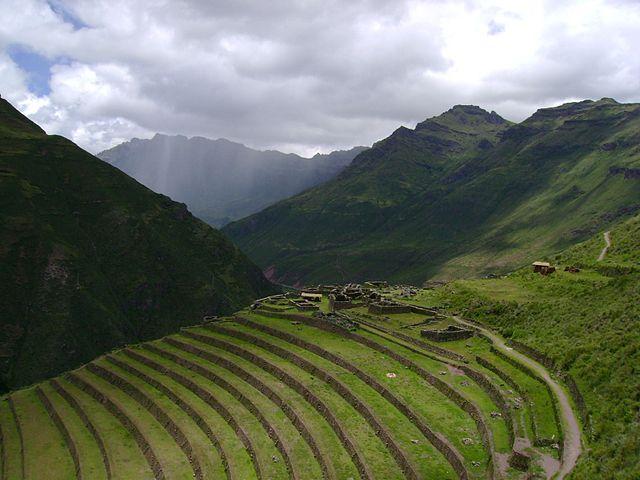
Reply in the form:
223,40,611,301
259,312,497,480
35,386,83,480
50,380,113,480
421,328,473,342
66,373,165,480
176,332,373,480
205,326,420,480
235,316,471,480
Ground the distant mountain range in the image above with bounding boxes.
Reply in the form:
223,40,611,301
225,99,640,285
0,98,275,391
99,135,366,226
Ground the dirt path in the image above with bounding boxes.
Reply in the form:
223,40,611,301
597,231,611,261
454,317,582,480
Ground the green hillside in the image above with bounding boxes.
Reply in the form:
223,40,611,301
423,213,640,479
0,283,575,480
0,98,275,392
225,99,640,286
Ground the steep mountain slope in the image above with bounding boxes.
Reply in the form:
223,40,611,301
99,134,366,226
0,98,275,392
429,212,640,479
225,99,640,285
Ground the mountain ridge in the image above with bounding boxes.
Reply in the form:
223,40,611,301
225,98,640,285
99,133,367,226
0,97,276,391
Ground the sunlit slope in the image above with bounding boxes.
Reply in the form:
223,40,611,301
0,98,275,392
0,297,569,480
225,99,640,285
426,213,640,479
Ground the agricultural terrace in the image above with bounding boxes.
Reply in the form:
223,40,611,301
0,284,580,480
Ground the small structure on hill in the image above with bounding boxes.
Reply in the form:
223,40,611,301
532,261,556,275
421,325,473,342
301,292,322,302
289,298,320,312
312,311,358,331
368,299,411,315
564,265,581,273
328,293,356,311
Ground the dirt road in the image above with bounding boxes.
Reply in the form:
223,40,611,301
597,231,611,261
455,317,582,480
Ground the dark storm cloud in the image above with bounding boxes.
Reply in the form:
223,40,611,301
1,0,640,155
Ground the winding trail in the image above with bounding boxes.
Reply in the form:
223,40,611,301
454,317,582,479
597,231,611,261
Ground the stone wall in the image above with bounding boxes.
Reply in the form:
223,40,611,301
147,340,328,480
86,363,204,480
177,331,373,480
66,372,165,480
50,379,112,479
35,386,82,480
421,326,473,342
235,316,471,480
367,302,411,315
119,350,232,479
206,326,420,480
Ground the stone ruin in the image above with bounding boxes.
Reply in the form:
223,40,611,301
289,298,320,312
421,325,474,342
328,293,356,311
312,311,358,331
367,299,412,315
364,280,389,289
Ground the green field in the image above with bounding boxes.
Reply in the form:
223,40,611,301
0,287,573,480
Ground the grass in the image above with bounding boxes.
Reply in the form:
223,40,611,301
221,318,458,480
244,312,493,469
0,288,572,479
11,388,75,480
39,382,108,480
183,328,404,479
413,214,640,479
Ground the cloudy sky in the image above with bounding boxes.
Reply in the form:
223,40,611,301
2,0,640,156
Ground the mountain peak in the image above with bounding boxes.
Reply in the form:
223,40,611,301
416,105,508,131
0,97,46,137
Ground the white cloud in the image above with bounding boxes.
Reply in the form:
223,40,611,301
1,0,640,155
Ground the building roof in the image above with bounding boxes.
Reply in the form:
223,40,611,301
532,261,551,267
301,292,322,298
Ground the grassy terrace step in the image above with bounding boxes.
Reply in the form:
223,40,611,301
67,371,171,479
34,386,82,479
116,347,292,480
47,380,111,480
99,355,229,480
135,343,285,480
351,319,516,454
389,325,557,445
480,351,560,446
54,378,153,480
109,349,256,480
251,311,501,477
225,317,470,480
241,314,504,473
170,331,387,479
198,324,424,480
152,337,355,480
85,362,203,480
0,399,22,479
9,388,75,480
130,344,324,480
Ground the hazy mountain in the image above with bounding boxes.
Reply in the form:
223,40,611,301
99,134,366,226
0,98,275,391
225,99,640,285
